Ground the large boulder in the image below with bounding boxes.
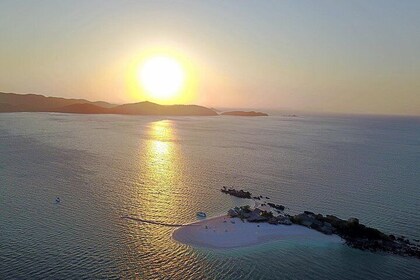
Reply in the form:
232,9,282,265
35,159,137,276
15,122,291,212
325,215,344,225
301,219,313,227
304,211,315,216
292,213,315,227
242,212,251,219
228,208,238,217
348,218,359,225
310,219,323,230
277,216,292,225
267,203,285,211
268,217,279,225
247,208,268,222
318,223,334,235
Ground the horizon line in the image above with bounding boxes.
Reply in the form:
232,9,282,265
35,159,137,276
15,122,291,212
1,90,419,118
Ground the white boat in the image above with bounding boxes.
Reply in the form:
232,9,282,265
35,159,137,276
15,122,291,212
196,212,207,218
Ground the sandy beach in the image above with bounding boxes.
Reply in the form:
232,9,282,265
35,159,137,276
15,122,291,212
172,215,343,249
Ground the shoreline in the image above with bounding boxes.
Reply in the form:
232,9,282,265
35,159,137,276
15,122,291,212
217,188,420,259
172,215,343,249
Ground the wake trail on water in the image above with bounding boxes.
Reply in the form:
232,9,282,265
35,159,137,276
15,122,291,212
121,215,199,227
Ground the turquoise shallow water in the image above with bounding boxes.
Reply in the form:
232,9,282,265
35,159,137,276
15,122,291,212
0,113,419,279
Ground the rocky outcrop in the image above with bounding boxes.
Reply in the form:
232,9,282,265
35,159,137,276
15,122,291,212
290,212,420,258
221,187,252,199
227,206,291,225
221,187,420,259
228,206,420,258
267,203,285,211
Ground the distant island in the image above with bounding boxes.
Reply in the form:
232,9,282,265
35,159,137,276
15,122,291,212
221,111,268,117
0,92,217,116
0,92,272,117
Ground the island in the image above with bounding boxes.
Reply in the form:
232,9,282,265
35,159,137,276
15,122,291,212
172,188,420,259
0,92,218,116
221,111,268,117
0,92,275,117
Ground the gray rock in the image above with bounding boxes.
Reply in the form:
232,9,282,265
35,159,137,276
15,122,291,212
319,224,333,235
242,212,251,219
278,216,292,225
348,217,359,225
294,213,316,227
247,208,268,222
268,217,279,225
304,211,315,216
301,219,313,227
228,209,238,217
311,219,323,227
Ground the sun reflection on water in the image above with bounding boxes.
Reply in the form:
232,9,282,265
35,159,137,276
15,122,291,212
153,141,170,155
145,120,178,191
123,120,203,278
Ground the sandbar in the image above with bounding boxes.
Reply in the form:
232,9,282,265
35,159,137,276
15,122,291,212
172,215,343,249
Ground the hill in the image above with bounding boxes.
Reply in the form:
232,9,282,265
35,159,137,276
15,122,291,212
0,92,115,112
52,103,111,114
0,92,218,116
111,101,217,116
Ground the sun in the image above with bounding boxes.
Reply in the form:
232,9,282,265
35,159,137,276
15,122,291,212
138,56,185,101
126,49,198,104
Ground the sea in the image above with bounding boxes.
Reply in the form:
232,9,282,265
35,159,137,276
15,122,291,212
0,112,419,279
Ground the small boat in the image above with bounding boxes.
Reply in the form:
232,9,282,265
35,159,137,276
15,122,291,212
55,197,61,203
196,212,207,218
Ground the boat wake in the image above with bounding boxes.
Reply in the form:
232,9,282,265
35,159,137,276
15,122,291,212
121,215,198,227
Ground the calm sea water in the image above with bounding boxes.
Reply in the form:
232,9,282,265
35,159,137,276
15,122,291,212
0,113,419,279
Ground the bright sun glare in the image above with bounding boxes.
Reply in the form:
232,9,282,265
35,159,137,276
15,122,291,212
138,56,185,101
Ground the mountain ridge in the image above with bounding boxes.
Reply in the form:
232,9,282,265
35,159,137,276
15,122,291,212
0,92,218,116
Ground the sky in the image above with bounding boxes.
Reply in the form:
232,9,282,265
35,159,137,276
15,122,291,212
0,0,419,115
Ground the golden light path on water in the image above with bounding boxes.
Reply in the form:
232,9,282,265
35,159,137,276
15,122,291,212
144,120,179,218
123,120,206,278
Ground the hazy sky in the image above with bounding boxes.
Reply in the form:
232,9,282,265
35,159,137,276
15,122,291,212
1,0,419,115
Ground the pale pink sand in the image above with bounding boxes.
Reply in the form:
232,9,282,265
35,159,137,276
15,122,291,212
172,215,343,249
